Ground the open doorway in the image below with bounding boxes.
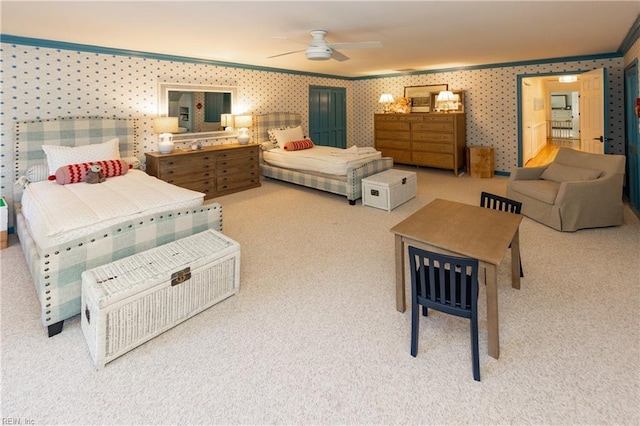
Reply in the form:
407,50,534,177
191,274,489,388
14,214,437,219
520,69,606,167
521,75,581,167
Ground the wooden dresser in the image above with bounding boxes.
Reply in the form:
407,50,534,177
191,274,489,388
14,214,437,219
145,144,260,199
374,113,466,176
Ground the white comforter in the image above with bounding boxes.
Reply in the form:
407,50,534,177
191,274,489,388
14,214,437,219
263,145,382,175
21,170,205,248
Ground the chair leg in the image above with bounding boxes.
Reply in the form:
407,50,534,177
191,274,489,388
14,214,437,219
471,314,480,382
422,306,428,316
411,303,420,357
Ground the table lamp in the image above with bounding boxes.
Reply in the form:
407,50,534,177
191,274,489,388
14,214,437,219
436,91,456,113
234,115,253,144
221,113,234,130
153,117,179,153
379,94,394,113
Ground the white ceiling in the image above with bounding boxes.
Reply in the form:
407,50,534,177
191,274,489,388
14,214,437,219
2,1,639,78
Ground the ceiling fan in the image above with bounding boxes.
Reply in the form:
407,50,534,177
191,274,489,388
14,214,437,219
268,30,383,61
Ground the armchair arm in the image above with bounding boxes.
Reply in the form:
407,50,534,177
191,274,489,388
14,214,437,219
509,166,547,181
556,175,623,205
555,174,624,231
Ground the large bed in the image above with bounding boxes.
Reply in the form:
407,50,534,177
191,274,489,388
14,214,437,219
256,112,393,204
13,117,223,337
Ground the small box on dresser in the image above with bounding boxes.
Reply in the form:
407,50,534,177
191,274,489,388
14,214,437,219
81,229,241,369
362,169,417,211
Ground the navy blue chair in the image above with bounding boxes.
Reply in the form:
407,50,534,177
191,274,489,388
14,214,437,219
480,191,524,278
409,246,481,381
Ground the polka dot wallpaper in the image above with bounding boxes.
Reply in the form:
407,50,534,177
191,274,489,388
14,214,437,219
0,40,636,213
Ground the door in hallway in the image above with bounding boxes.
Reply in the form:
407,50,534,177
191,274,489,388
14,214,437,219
580,68,606,154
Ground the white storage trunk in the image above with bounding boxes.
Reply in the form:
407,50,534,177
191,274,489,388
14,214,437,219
81,229,240,369
362,169,417,211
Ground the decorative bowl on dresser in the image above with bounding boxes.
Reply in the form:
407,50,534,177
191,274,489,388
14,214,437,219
374,112,466,176
145,143,260,199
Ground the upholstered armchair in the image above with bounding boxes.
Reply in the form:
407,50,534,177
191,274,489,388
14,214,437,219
506,148,626,232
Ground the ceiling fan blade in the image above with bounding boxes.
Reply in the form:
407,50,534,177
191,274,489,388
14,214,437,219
329,41,383,50
267,49,305,59
331,49,350,62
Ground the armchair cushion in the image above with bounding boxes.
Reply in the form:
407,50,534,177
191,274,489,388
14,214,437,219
540,162,602,183
509,179,559,205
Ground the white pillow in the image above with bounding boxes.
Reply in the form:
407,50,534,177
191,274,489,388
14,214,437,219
270,126,304,147
42,138,120,176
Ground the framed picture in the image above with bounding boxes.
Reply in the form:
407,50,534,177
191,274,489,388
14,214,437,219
430,90,465,113
404,84,448,112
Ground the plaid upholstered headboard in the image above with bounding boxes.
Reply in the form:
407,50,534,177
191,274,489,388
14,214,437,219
252,112,302,144
12,116,138,203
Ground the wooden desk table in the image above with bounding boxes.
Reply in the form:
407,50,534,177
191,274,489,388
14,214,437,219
390,198,523,359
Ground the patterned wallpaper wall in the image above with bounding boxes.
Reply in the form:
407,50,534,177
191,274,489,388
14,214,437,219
0,41,633,212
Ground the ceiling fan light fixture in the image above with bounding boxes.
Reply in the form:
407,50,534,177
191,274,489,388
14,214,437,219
305,46,332,60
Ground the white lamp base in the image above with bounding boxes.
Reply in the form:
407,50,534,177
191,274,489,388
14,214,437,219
237,129,250,145
158,134,174,153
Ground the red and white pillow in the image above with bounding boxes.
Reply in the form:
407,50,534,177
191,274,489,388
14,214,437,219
50,159,131,185
282,139,314,151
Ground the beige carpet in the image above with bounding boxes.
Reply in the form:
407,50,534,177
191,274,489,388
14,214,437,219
1,166,639,425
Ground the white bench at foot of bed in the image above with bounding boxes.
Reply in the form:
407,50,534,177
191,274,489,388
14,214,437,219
16,203,224,337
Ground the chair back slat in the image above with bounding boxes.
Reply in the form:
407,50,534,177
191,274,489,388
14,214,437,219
409,247,478,315
481,191,522,214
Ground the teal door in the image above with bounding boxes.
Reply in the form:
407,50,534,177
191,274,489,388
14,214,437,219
309,86,346,148
624,62,639,211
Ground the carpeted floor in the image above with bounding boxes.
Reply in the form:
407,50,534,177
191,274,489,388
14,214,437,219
1,166,639,425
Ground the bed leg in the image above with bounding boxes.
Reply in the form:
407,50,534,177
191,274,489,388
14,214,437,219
47,321,64,337
349,200,356,205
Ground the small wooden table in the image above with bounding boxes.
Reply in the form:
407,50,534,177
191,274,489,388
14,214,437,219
390,198,523,359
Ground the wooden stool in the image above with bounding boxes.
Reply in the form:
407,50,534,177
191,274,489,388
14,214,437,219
467,146,495,178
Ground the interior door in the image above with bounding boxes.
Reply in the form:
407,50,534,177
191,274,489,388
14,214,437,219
309,86,346,148
624,62,639,211
522,80,534,163
579,68,606,154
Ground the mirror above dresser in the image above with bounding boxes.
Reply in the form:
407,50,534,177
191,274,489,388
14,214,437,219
158,83,238,142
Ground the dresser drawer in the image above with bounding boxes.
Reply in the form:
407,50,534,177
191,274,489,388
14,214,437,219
376,139,410,150
216,146,258,162
216,176,260,194
412,142,454,154
375,121,411,131
412,121,454,132
175,180,214,196
412,152,454,168
412,132,454,143
376,130,411,141
163,172,214,187
379,149,412,164
216,160,258,177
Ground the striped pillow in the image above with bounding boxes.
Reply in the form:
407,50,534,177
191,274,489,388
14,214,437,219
51,159,130,185
283,139,314,151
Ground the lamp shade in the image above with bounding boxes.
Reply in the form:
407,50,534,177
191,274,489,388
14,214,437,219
220,113,234,127
379,94,394,103
234,115,252,129
436,91,455,102
153,117,179,134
